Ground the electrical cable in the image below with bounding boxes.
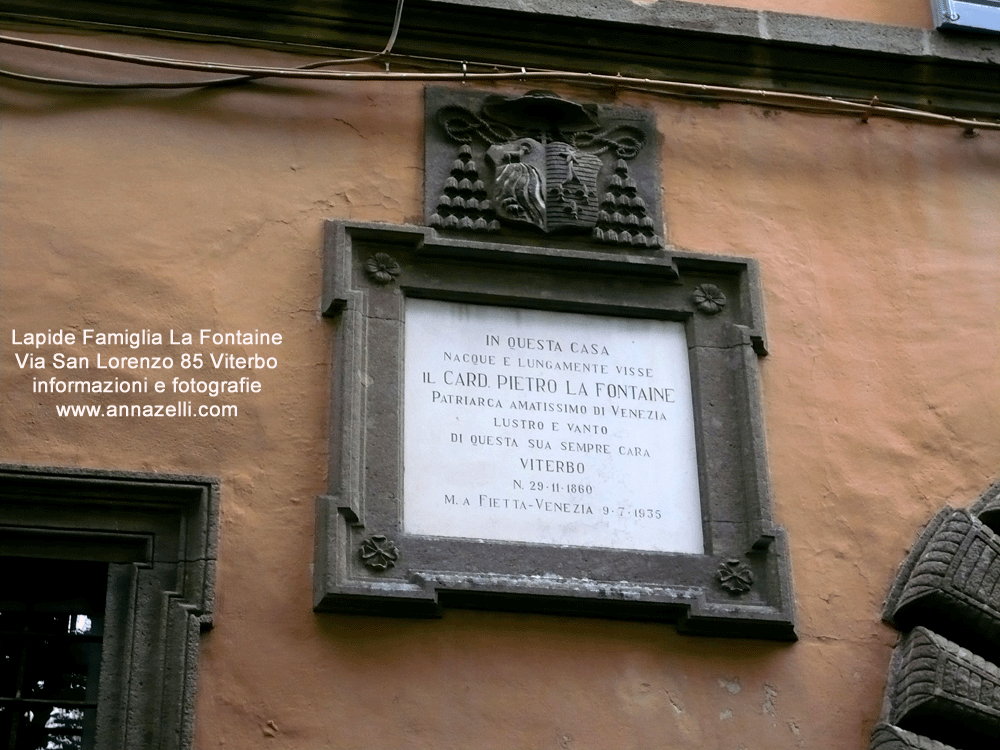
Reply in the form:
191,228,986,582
0,0,407,89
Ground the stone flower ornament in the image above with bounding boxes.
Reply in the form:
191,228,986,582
716,559,754,594
359,534,400,571
692,283,727,315
364,253,401,285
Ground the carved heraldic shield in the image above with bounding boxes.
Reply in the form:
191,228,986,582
428,90,662,248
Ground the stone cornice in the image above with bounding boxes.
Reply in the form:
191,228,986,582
3,0,1000,115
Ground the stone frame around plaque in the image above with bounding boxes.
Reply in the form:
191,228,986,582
315,219,795,641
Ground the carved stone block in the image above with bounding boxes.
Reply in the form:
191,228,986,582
971,479,1000,534
424,87,663,250
870,724,960,750
886,626,1000,748
884,507,1000,664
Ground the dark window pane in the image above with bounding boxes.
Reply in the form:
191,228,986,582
24,616,66,637
1,559,106,750
0,610,26,630
23,638,100,701
0,644,19,698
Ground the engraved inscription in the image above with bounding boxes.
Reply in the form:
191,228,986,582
403,299,703,553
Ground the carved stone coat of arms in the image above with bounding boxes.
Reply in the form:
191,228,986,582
424,88,663,248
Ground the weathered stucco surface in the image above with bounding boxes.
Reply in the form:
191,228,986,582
477,0,933,29
652,0,935,27
2,28,998,750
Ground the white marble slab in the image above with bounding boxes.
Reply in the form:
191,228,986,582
403,298,704,554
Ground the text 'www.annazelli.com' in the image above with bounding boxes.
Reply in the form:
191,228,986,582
55,402,237,418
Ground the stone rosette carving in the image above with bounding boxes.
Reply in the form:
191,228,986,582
364,253,401,285
692,284,727,315
426,88,662,248
716,559,754,594
359,534,400,571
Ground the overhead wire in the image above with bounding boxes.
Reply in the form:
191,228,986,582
0,0,408,89
0,2,998,134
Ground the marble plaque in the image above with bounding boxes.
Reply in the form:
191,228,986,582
403,299,704,554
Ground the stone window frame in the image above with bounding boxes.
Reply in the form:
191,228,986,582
0,464,218,750
315,220,796,641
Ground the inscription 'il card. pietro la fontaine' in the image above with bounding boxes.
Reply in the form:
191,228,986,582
403,299,703,554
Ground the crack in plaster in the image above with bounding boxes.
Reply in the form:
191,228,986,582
330,117,366,140
666,690,684,714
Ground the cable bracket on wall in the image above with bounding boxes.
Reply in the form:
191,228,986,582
859,95,879,125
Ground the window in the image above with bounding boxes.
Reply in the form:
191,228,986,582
933,0,1000,34
0,466,218,750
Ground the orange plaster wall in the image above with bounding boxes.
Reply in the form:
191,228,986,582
630,0,934,28
2,29,999,750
